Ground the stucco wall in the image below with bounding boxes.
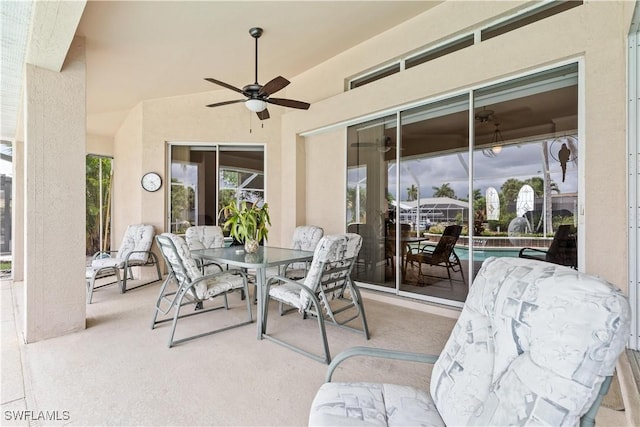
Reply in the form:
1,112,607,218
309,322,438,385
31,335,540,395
112,89,283,245
110,1,634,293
280,1,634,293
24,36,86,341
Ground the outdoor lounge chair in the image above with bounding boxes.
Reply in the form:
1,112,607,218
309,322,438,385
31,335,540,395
152,233,253,347
519,224,577,269
86,223,161,303
281,225,324,280
309,256,630,427
263,233,369,364
404,224,464,285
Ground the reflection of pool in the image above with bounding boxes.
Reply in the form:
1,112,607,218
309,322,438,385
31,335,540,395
454,246,521,261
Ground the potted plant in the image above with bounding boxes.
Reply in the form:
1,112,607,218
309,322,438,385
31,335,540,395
222,200,271,253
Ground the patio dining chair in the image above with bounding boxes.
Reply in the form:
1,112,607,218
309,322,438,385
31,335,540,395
184,225,226,273
519,224,577,269
263,233,369,364
281,225,324,280
86,223,162,303
404,224,464,285
152,233,253,347
309,256,631,427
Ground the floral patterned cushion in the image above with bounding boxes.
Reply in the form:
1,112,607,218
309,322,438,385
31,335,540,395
160,233,244,300
91,224,155,269
285,225,324,278
430,256,631,426
185,226,225,250
309,256,630,427
309,382,444,427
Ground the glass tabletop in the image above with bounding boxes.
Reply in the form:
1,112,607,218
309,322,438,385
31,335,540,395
191,246,314,269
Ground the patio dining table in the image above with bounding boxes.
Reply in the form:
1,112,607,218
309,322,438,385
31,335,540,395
191,246,314,339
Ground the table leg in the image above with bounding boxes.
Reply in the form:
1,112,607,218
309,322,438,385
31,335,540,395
256,267,267,340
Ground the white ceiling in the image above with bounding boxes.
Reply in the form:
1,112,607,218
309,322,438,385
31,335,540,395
74,1,440,137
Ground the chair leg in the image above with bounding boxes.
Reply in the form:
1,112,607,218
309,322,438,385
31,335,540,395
151,272,174,330
349,281,370,340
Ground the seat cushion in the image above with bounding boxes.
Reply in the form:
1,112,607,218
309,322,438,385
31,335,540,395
309,382,444,427
198,272,246,300
269,282,304,310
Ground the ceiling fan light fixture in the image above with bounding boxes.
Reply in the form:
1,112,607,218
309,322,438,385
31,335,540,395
245,99,267,112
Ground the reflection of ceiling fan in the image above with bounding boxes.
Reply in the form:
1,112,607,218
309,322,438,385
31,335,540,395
474,107,495,123
204,27,310,120
351,136,398,153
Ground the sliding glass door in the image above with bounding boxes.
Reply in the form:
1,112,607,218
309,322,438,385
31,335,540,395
346,63,579,305
168,144,264,234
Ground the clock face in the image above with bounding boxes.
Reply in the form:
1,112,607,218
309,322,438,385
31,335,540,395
141,172,162,192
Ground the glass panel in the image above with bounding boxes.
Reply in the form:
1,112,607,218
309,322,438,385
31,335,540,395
399,95,470,302
169,145,265,235
0,141,11,259
471,64,578,280
170,146,210,233
86,155,113,255
218,148,265,217
347,115,397,287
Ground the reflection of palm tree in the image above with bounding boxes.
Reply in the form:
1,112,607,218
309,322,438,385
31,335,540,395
406,184,418,201
432,183,456,198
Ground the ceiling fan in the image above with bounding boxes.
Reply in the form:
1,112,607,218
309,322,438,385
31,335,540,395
204,27,310,120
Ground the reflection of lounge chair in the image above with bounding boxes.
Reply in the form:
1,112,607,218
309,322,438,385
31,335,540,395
518,224,577,269
404,224,464,285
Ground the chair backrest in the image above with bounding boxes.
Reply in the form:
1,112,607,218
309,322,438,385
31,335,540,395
156,233,207,299
291,225,324,252
118,224,155,262
545,224,577,268
430,224,462,264
299,233,362,308
185,225,225,250
430,256,630,426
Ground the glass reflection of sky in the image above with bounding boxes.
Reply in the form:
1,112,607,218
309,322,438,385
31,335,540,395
348,141,578,202
171,162,197,189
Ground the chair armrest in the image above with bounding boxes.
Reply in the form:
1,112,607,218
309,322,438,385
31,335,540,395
325,346,439,382
518,247,548,258
92,250,118,260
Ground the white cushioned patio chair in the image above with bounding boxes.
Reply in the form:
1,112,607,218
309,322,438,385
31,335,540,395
152,233,253,347
309,256,630,427
281,225,324,280
264,233,369,364
184,225,226,273
86,223,161,303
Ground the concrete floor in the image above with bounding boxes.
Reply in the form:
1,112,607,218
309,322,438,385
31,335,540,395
0,276,630,426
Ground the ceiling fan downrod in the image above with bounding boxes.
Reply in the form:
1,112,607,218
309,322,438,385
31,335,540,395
249,27,263,85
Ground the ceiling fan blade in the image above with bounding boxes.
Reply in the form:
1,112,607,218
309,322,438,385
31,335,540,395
259,76,290,96
257,109,270,120
206,99,245,108
266,98,310,110
204,78,247,95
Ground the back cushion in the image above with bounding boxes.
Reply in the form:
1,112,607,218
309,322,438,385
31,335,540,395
430,256,630,426
185,226,225,250
119,224,155,262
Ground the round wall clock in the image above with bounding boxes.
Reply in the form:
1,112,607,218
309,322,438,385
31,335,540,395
141,172,162,192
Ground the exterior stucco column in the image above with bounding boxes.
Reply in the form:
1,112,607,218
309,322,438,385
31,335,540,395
11,140,24,282
23,36,86,342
